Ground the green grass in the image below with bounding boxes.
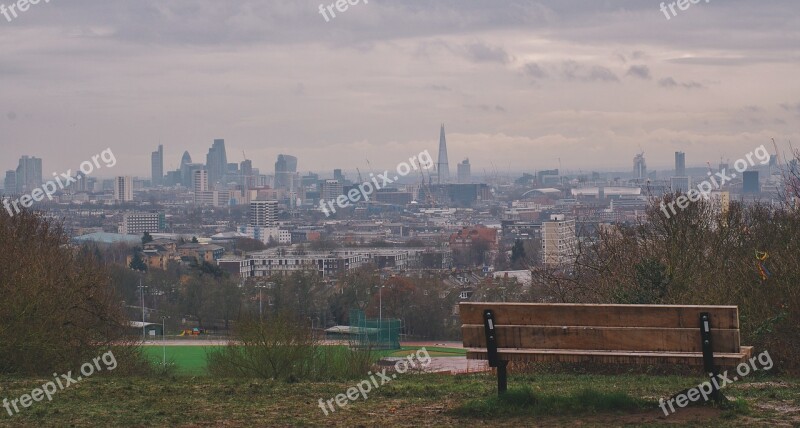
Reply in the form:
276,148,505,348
0,373,795,427
455,386,654,417
377,345,467,358
142,346,216,375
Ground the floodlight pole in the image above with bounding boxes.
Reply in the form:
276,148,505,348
138,279,148,343
161,316,168,367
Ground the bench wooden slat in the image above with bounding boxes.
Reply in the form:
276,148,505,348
465,346,753,368
460,303,740,329
461,325,741,353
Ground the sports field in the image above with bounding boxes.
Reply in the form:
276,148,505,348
142,345,467,375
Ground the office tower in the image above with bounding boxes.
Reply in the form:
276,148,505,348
74,171,88,192
320,179,343,202
301,173,319,188
193,169,208,193
274,154,298,190
633,152,647,178
249,200,277,227
542,214,577,266
675,151,686,177
205,139,228,187
151,145,164,187
437,124,450,183
4,170,16,194
179,151,193,186
333,169,344,182
743,171,760,194
15,156,43,193
457,158,471,183
240,160,253,176
114,176,134,202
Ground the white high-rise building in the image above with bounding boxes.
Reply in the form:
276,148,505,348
320,179,343,202
249,200,277,227
542,214,577,266
193,169,208,193
114,176,133,202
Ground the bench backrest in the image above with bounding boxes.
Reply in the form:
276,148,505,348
460,302,741,354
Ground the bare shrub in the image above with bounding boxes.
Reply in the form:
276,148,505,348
0,209,149,375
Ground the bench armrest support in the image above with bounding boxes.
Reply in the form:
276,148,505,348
483,309,500,367
484,309,508,394
700,312,724,401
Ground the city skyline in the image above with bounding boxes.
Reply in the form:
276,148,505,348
0,1,797,176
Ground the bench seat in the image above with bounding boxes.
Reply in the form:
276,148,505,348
466,346,753,367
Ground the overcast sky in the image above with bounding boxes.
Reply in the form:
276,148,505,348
0,0,798,178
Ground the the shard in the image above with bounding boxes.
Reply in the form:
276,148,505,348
437,124,450,184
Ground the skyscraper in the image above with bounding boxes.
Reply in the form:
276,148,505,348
274,154,298,190
437,124,450,184
240,160,253,176
74,171,88,193
205,139,228,187
457,158,471,183
633,152,647,178
15,156,42,194
114,176,133,202
3,170,16,195
675,151,686,177
743,171,760,194
179,151,193,187
151,144,164,187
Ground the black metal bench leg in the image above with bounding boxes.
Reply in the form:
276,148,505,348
497,361,508,394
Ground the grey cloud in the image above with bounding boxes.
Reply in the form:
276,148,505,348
462,42,512,64
626,65,651,80
560,61,619,82
523,63,548,79
659,77,705,89
659,77,678,87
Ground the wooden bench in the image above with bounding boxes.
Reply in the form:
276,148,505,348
460,302,753,397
